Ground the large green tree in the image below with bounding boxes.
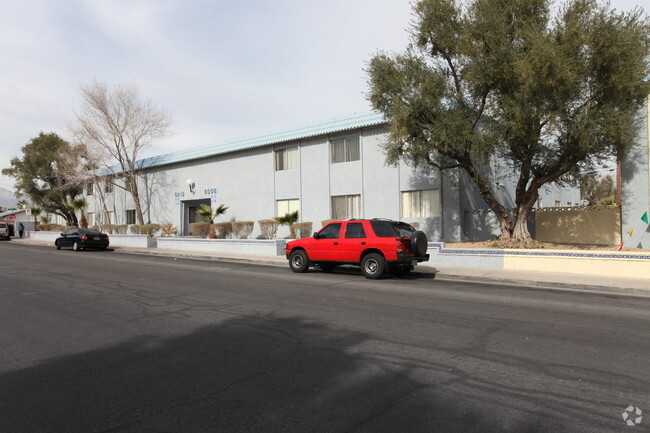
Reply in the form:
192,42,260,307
2,132,81,226
367,0,649,242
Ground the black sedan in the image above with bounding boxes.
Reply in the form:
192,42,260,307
55,228,109,251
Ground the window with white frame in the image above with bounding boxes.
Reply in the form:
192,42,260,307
276,199,299,217
330,136,360,164
126,209,136,225
87,183,94,196
275,146,299,171
105,181,114,193
332,194,361,220
401,190,440,218
87,212,95,227
554,200,561,207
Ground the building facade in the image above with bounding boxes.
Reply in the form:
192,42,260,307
76,111,578,241
622,98,650,248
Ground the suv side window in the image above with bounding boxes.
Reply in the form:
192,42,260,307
370,220,398,237
318,223,342,239
345,222,366,239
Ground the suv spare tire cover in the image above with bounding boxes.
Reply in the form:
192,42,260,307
410,231,428,256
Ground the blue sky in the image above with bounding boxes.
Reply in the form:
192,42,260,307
0,0,644,191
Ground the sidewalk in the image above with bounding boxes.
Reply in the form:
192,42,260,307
10,237,650,297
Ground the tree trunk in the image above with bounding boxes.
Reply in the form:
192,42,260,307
126,174,145,225
511,189,539,243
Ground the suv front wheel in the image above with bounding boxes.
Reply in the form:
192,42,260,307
289,250,309,273
361,253,386,279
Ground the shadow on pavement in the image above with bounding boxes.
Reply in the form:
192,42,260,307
1,314,577,432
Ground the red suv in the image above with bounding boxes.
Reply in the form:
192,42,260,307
285,219,429,279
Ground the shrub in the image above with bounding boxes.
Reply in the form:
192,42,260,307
130,224,141,234
138,224,160,236
37,224,66,232
321,219,336,227
100,224,116,234
232,221,254,239
214,222,233,239
291,222,312,239
191,222,211,238
410,222,421,230
160,221,177,237
115,225,128,234
258,219,278,239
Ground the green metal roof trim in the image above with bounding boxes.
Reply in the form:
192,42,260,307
138,110,387,170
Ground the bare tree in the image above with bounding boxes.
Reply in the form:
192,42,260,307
71,80,172,225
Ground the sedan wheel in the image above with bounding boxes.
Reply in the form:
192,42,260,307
72,241,81,252
55,240,61,250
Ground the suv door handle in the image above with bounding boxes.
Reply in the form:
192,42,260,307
361,242,366,245
333,242,338,245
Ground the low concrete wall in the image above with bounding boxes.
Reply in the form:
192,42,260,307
108,234,155,248
422,242,505,269
503,249,650,278
422,242,650,278
29,231,60,243
157,238,286,256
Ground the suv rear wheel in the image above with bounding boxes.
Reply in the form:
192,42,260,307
361,253,386,279
289,250,309,273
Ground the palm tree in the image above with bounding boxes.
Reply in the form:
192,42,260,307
17,199,28,209
69,198,88,228
31,207,42,230
196,203,228,238
275,210,299,239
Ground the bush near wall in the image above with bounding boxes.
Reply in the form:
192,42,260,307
232,221,254,239
291,222,313,239
320,219,335,227
130,225,140,234
137,224,161,236
159,221,177,237
214,222,233,239
259,219,278,239
191,222,211,238
37,224,67,232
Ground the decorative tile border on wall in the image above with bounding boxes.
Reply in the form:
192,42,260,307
424,242,650,278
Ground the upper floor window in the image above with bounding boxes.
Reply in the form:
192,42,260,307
332,194,361,220
331,137,360,164
105,181,114,194
87,183,94,196
402,189,440,218
275,146,299,171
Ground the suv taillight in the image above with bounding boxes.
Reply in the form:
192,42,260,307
396,239,408,253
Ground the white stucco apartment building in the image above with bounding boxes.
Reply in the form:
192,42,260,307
73,111,578,241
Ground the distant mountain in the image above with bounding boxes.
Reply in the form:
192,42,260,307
0,187,19,209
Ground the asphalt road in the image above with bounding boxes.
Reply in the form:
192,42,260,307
1,241,649,433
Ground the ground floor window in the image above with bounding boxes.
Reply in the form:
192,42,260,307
332,194,361,220
126,209,136,225
87,212,95,227
401,189,440,218
276,199,299,217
